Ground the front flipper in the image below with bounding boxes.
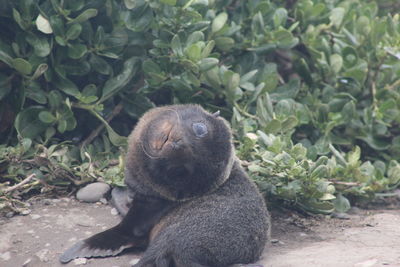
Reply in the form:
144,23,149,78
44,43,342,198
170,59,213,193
59,225,146,263
60,195,175,264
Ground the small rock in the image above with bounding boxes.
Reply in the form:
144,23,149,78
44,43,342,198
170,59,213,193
0,251,11,261
348,206,362,215
331,212,350,220
22,258,31,267
129,258,140,266
354,258,378,267
42,199,52,205
99,197,108,204
111,208,119,216
35,249,49,262
76,182,111,203
73,258,87,265
270,239,279,243
27,230,35,235
5,212,15,218
30,214,41,220
21,209,31,215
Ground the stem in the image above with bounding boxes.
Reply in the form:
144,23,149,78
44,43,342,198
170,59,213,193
3,174,36,194
329,144,348,166
183,0,196,9
80,102,124,148
234,102,258,119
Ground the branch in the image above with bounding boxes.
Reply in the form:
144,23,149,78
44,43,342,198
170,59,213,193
3,174,36,194
80,102,124,148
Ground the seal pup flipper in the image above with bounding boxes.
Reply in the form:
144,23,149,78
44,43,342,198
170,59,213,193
59,225,138,263
60,196,175,263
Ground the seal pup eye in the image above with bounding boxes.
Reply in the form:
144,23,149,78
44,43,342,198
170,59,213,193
192,122,208,137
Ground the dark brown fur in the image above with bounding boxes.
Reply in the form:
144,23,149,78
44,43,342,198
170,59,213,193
60,104,270,267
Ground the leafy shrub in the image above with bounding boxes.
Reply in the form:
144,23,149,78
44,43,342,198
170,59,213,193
1,0,400,214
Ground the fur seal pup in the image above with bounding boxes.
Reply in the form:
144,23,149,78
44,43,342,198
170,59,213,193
60,104,270,266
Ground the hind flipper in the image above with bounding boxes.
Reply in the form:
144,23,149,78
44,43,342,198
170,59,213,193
59,225,145,263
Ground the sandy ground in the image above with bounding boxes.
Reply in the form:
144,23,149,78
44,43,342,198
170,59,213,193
0,197,399,267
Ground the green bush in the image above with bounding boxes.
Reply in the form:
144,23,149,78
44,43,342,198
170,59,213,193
1,0,400,214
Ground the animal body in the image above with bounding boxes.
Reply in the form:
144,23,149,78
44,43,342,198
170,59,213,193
60,104,270,267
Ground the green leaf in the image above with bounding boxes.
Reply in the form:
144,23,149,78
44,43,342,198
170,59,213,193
160,0,176,5
124,6,153,32
100,57,140,102
198,57,219,72
273,8,287,28
124,0,145,9
187,31,204,46
299,199,334,214
12,58,32,75
26,35,51,57
67,43,87,59
330,7,345,28
171,35,183,57
143,59,161,74
201,40,215,58
39,111,56,123
15,106,50,138
333,194,351,213
215,37,234,52
21,138,32,153
54,71,80,97
13,9,29,30
89,54,112,75
212,12,228,33
66,23,82,40
30,64,48,80
330,54,343,73
57,119,67,133
264,119,281,134
347,146,361,166
281,116,298,132
105,124,127,146
186,43,202,62
67,9,98,24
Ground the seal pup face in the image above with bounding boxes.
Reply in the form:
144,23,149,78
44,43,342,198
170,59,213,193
126,105,234,201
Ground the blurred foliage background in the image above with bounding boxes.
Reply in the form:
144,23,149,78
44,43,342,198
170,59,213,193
1,0,400,214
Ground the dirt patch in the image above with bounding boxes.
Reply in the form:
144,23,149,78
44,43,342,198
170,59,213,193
0,198,399,267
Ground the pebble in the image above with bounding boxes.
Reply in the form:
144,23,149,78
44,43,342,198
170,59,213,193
22,258,31,266
348,206,362,215
21,209,31,215
76,182,111,203
73,258,87,265
5,212,15,218
111,208,119,216
35,249,49,262
99,198,108,204
30,214,41,220
354,258,378,267
331,212,350,220
129,258,140,266
0,251,11,261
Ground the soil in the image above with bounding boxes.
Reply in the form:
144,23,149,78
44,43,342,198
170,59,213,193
0,197,399,267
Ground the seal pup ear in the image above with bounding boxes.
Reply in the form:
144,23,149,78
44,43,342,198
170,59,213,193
212,110,220,117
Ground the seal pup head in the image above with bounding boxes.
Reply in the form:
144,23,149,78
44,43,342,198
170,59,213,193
125,104,234,201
